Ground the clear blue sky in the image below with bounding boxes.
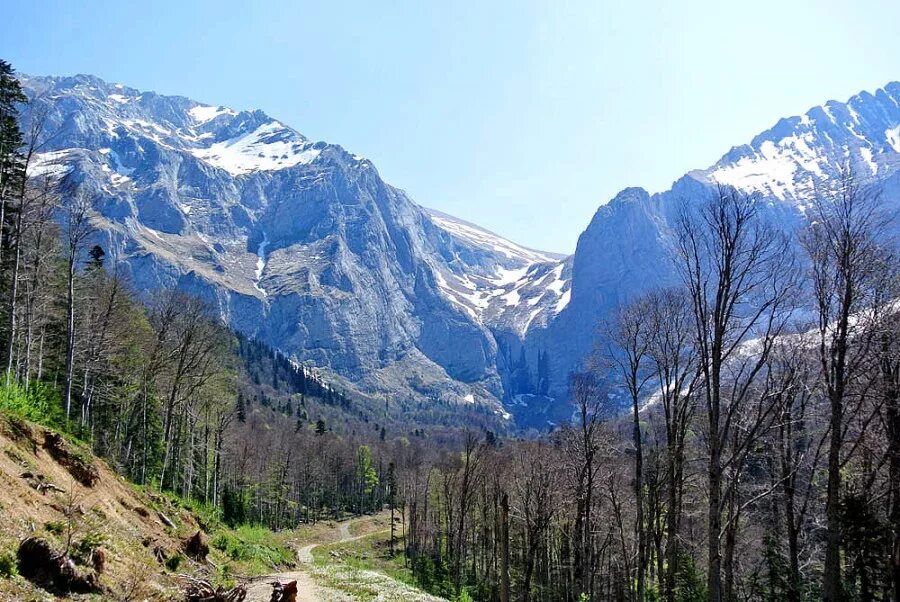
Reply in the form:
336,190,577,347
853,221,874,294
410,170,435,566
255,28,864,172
2,1,899,253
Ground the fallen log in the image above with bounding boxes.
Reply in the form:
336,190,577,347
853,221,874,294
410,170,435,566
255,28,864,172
181,575,247,602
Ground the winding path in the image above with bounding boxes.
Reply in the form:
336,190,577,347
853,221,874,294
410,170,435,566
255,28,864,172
244,516,386,601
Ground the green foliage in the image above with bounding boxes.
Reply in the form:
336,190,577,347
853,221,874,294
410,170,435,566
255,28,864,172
0,548,17,578
357,445,379,494
213,562,236,590
410,554,453,598
180,497,223,532
164,553,183,572
455,589,474,602
221,484,249,527
73,531,106,564
674,552,707,602
0,377,65,428
44,520,65,535
841,487,892,598
210,525,293,571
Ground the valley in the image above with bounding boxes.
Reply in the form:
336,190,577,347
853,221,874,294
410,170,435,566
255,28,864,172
0,23,899,600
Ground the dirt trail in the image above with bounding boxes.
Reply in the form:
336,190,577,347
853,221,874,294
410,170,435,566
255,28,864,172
244,516,384,602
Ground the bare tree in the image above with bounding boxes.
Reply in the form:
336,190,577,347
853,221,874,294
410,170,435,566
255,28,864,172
801,165,892,601
511,441,559,602
60,184,95,419
676,185,797,601
563,372,606,598
153,290,229,490
643,288,699,602
606,297,655,600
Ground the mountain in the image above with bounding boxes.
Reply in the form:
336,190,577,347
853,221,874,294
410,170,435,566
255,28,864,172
524,82,900,410
20,74,900,427
21,73,581,421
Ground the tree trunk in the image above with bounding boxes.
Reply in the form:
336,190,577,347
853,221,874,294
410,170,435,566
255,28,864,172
500,491,510,602
63,252,76,419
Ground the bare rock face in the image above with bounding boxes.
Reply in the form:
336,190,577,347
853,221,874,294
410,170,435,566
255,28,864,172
22,74,508,415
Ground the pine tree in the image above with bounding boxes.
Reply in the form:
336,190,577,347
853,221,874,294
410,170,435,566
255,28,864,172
87,245,106,270
537,350,550,396
236,393,246,422
0,60,27,368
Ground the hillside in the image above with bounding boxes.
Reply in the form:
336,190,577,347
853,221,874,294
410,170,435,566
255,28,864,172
0,414,446,601
0,415,191,599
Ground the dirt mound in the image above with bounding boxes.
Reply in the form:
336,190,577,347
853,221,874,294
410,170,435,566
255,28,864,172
184,530,210,560
17,536,99,594
42,430,100,487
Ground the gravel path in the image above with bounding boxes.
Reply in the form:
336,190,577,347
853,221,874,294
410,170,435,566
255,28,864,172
245,516,381,601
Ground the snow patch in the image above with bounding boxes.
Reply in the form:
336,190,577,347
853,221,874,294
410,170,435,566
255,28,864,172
886,125,900,152
190,121,320,175
860,147,878,175
556,289,571,313
429,212,559,264
29,150,74,177
255,231,269,297
189,104,235,123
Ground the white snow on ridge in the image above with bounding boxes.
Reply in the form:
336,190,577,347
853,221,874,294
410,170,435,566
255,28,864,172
190,121,320,176
425,208,572,332
428,210,561,264
189,104,236,123
29,150,75,177
710,137,825,200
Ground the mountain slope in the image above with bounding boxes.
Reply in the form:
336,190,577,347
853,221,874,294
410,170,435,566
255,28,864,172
23,74,518,414
20,74,900,427
525,81,900,407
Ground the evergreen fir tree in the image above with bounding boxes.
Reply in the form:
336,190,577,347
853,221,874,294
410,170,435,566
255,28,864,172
236,393,246,422
87,244,106,270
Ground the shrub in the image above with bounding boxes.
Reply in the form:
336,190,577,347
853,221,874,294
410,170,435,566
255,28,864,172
73,531,106,564
0,549,17,578
44,521,65,535
210,526,293,570
165,553,183,572
0,378,64,428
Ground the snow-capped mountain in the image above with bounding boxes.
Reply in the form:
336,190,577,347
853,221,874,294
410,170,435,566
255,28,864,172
22,74,526,414
19,74,900,427
699,83,900,203
524,82,900,408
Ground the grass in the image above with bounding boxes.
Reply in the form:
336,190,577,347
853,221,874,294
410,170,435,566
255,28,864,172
0,548,16,578
313,528,420,590
210,524,296,576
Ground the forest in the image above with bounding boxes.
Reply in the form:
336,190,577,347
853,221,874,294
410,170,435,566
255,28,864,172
1,57,899,602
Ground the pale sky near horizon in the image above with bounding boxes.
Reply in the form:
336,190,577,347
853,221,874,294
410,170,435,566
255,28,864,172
2,1,899,253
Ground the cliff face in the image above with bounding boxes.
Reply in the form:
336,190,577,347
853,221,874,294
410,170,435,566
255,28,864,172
24,74,510,411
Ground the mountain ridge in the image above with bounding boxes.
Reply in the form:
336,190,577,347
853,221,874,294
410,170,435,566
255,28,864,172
19,72,900,427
